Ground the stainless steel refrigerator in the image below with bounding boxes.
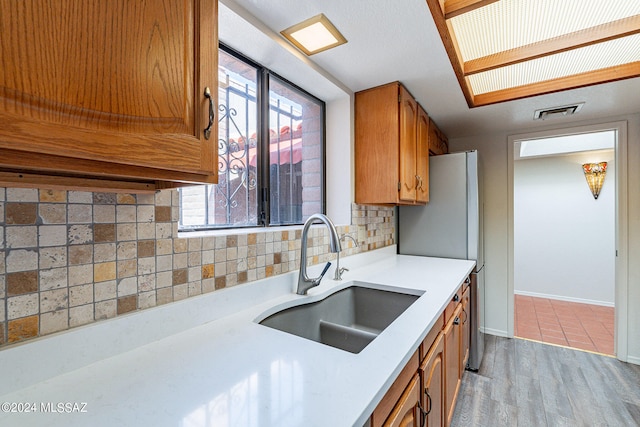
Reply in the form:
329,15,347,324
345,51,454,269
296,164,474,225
398,150,485,371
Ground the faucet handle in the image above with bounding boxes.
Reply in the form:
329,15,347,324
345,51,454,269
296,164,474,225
319,262,332,280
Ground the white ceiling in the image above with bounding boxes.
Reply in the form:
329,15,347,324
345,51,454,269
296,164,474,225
219,0,640,139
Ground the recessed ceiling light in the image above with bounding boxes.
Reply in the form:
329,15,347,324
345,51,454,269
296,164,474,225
281,14,347,56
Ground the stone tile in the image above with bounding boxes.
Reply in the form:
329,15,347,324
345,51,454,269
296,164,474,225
117,224,137,241
94,224,116,243
69,264,93,287
156,287,173,305
6,249,38,272
138,291,156,309
38,203,67,224
156,222,172,239
93,193,116,205
93,205,116,223
117,295,137,314
69,304,94,327
0,323,4,345
5,226,37,248
40,310,69,334
137,240,155,258
138,274,155,292
68,224,93,245
39,246,67,269
7,271,38,296
68,245,93,265
5,203,37,224
40,288,69,312
137,222,155,240
7,293,39,319
137,257,155,275
173,253,187,269
173,284,188,301
215,276,226,290
95,280,117,302
156,255,172,272
7,188,38,202
188,266,201,283
202,264,215,279
173,238,187,253
94,243,116,263
156,239,172,255
188,251,201,267
137,205,154,223
39,189,67,203
94,262,116,282
38,225,67,247
95,300,117,320
117,194,136,205
155,206,172,222
8,315,39,343
156,271,172,289
39,267,68,291
117,259,137,279
117,241,137,260
68,204,92,223
68,191,93,204
202,278,215,293
172,269,187,286
117,277,137,297
136,193,155,205
188,281,202,296
69,284,94,307
116,205,136,223
202,249,214,264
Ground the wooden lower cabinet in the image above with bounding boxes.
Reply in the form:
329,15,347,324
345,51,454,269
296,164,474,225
370,276,471,427
421,333,445,427
444,304,463,426
383,374,421,427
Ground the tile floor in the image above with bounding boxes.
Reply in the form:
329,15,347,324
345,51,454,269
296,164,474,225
514,294,615,355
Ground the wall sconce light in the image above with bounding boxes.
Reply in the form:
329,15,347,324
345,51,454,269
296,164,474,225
582,162,607,199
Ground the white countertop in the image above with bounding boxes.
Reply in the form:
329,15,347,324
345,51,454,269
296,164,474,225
0,246,475,427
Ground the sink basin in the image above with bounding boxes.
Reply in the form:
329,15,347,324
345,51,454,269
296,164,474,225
257,281,424,354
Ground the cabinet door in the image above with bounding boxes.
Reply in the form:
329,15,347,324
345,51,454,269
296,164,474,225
421,333,445,427
384,374,421,427
416,106,429,203
398,85,417,202
444,304,462,427
461,285,471,369
0,0,217,184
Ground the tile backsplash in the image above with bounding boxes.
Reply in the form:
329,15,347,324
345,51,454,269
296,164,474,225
0,188,395,348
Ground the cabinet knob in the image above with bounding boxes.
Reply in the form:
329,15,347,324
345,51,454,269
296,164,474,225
203,87,214,140
452,293,459,302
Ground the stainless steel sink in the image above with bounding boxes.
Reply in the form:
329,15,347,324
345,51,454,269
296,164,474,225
257,281,424,354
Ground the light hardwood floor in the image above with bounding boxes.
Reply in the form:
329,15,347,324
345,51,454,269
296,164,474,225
451,335,640,427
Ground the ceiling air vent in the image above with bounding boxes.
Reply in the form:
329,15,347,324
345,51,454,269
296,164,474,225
533,103,584,120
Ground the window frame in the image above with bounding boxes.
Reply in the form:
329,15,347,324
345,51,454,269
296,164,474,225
179,43,326,232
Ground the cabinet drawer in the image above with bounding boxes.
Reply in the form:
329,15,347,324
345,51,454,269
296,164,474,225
444,286,463,325
420,313,443,361
372,350,420,427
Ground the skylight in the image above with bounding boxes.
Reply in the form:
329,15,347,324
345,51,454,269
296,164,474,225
427,0,640,107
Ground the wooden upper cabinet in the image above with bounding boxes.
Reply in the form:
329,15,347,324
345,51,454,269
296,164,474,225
0,0,218,191
355,81,429,206
428,118,448,156
416,106,430,203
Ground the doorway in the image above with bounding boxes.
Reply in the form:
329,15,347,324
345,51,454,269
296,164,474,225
507,121,629,358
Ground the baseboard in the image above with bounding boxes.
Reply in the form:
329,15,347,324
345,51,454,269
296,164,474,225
482,327,508,337
626,355,640,366
514,290,614,307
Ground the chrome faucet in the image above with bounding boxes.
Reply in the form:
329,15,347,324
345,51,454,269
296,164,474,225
334,234,359,281
296,213,341,295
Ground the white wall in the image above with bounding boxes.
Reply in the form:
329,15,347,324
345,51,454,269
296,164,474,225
449,113,640,364
514,151,615,305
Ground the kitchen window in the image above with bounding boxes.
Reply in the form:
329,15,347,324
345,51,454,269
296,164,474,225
180,45,325,230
